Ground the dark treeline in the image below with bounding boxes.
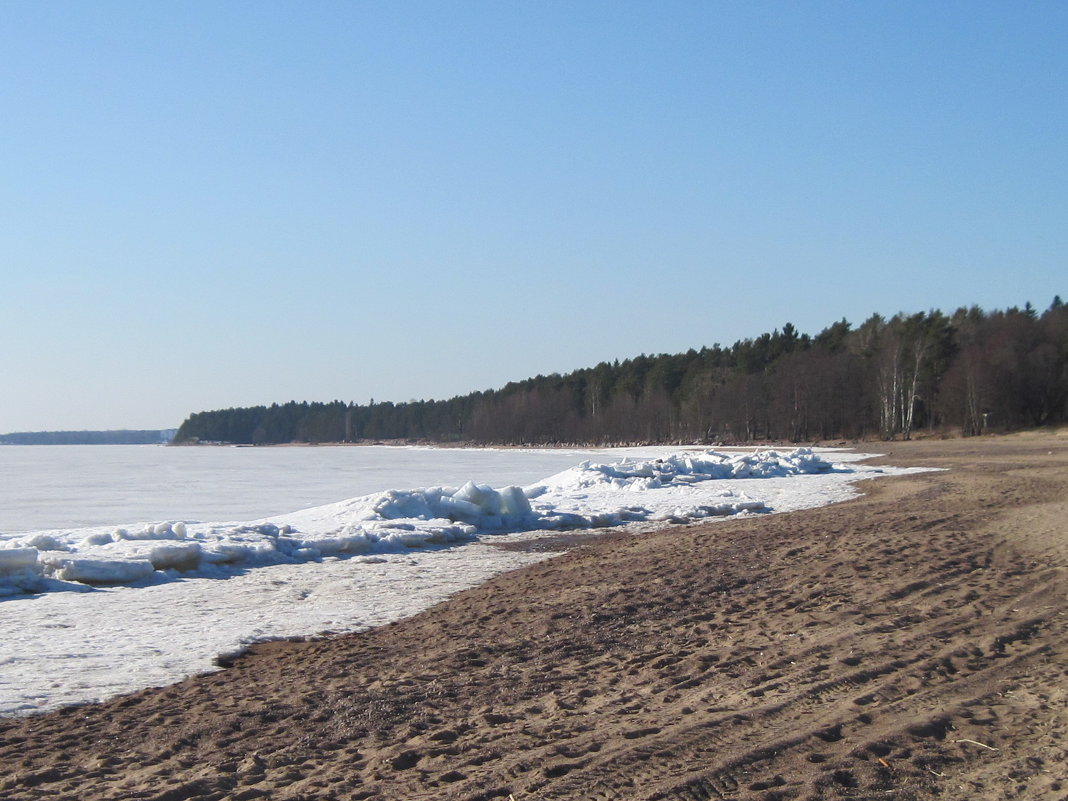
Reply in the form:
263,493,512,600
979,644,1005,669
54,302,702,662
174,299,1068,446
0,429,177,445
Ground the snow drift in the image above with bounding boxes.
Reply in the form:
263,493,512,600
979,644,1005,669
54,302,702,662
0,448,841,596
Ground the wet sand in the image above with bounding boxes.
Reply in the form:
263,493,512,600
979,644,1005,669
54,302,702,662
2,433,1067,800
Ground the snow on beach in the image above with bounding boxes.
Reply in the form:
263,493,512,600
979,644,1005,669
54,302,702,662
0,448,834,597
0,446,921,716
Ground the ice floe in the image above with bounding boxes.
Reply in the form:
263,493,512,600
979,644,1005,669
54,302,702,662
0,448,840,597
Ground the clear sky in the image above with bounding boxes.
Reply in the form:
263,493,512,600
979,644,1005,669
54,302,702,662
3,1,1066,432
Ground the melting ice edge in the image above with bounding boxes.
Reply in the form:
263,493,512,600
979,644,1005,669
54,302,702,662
0,448,843,596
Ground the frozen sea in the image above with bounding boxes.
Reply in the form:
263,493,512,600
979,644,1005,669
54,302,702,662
0,443,924,717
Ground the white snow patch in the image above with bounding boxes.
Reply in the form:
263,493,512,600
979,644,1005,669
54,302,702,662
2,448,840,596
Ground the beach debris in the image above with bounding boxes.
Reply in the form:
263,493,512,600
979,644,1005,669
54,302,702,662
953,738,999,751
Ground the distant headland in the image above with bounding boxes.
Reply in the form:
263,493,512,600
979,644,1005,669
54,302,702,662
0,429,177,445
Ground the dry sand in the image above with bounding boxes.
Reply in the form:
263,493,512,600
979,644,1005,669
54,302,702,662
2,433,1067,800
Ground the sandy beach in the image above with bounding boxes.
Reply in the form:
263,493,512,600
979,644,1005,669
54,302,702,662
2,433,1066,800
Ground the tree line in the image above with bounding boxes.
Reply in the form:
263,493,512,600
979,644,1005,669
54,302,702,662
174,298,1068,446
0,429,177,445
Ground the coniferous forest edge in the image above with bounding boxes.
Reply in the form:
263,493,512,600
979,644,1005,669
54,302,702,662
173,298,1068,446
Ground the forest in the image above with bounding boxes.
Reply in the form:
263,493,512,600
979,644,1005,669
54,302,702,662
174,299,1068,446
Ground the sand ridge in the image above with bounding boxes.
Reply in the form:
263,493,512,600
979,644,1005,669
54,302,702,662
2,434,1067,800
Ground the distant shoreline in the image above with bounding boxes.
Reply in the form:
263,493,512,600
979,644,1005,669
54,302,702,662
169,426,1068,450
0,429,177,446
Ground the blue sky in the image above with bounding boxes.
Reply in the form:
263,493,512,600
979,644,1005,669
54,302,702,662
2,1,1065,431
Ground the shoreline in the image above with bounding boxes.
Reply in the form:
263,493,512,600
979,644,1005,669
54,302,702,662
0,447,887,717
167,426,1068,449
2,434,1067,799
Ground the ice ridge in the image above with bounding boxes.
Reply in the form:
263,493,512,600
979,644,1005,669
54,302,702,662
0,448,839,596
